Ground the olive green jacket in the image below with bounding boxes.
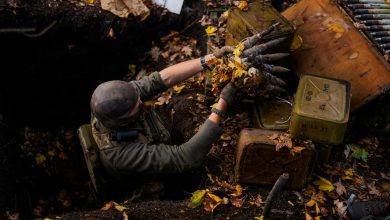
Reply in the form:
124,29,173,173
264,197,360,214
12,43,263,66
91,72,223,178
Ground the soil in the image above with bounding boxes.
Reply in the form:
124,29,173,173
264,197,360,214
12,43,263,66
0,0,389,219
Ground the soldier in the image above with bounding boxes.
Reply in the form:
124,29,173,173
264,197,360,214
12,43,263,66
89,35,288,196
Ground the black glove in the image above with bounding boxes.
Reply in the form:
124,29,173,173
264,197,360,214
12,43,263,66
213,46,234,58
220,82,238,107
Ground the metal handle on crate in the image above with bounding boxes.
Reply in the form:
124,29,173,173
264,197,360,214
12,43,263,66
274,97,293,124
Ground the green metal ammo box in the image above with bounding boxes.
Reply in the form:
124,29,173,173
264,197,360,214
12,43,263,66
225,1,294,50
289,75,351,145
252,99,292,130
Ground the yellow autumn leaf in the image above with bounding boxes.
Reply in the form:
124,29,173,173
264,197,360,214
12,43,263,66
189,190,206,207
233,43,245,57
228,61,236,69
115,203,128,212
305,212,313,220
254,216,264,220
210,103,218,109
35,153,46,166
221,10,230,19
234,185,243,197
315,203,320,215
86,0,95,4
292,146,306,153
237,1,249,10
203,199,221,212
128,64,136,74
342,168,354,180
205,26,218,35
313,176,334,192
173,85,186,94
47,150,56,157
62,199,71,208
233,69,247,78
290,34,303,51
315,217,321,220
101,201,115,211
306,199,316,207
207,192,222,203
220,133,232,141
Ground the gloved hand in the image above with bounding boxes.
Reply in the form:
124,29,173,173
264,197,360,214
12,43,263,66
219,82,239,107
213,46,234,58
235,22,291,97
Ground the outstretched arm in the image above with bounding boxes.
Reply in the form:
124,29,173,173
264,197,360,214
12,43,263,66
159,54,215,87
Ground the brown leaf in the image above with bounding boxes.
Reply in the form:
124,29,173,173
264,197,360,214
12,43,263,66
368,182,381,196
101,201,116,211
305,212,313,220
249,195,264,207
181,46,193,57
231,197,244,208
150,46,160,62
292,146,306,153
334,180,346,196
333,199,347,218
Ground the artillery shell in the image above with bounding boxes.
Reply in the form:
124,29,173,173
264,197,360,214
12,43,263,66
255,53,289,63
380,43,390,48
346,0,390,3
370,31,390,36
354,8,390,14
241,37,287,57
348,3,390,9
356,14,390,19
375,37,390,41
362,19,390,25
263,64,291,73
366,25,390,30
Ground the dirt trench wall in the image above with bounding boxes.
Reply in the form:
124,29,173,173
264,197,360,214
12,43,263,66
0,0,202,128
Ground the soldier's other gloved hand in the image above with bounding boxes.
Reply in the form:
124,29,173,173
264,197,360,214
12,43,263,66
247,67,288,97
213,46,234,58
219,82,239,107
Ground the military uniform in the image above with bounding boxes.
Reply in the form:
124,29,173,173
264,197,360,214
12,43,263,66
91,72,223,179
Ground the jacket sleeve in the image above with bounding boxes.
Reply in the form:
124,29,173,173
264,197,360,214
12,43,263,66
130,71,168,101
100,119,223,175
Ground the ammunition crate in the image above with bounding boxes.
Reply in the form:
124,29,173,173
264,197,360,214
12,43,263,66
289,75,351,145
235,128,316,190
252,98,292,130
282,0,390,110
226,1,295,50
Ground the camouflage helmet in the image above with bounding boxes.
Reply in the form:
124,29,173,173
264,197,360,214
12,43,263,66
90,80,139,130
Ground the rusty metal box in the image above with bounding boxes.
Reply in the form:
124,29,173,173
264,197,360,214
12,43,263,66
225,1,294,50
252,98,292,130
289,75,351,145
235,128,316,189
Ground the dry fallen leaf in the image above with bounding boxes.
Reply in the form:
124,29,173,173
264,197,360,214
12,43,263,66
368,182,381,196
189,190,206,208
181,46,193,57
334,181,346,196
173,85,186,94
249,195,264,207
150,46,160,62
333,199,347,218
231,197,244,208
313,176,334,192
290,35,303,51
205,26,218,35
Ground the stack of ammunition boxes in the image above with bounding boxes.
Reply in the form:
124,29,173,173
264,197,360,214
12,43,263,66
341,0,390,57
227,1,353,189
